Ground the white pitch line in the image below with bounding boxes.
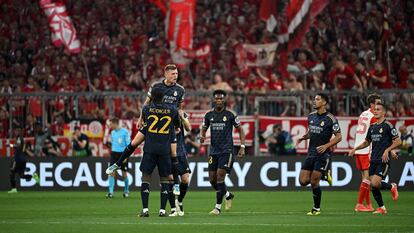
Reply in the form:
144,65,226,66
0,221,413,228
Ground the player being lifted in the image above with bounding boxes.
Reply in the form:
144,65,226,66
349,103,400,214
200,90,246,215
351,94,381,211
297,93,342,216
136,87,180,217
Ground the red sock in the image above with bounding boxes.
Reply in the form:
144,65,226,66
363,180,371,206
358,182,366,204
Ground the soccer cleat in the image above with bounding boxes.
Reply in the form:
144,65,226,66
306,208,321,216
175,199,184,216
225,192,234,211
169,210,178,217
373,207,387,214
365,204,374,212
209,208,221,215
173,184,180,196
354,204,372,212
106,193,113,199
391,183,399,201
33,173,40,184
7,188,17,194
326,171,332,186
105,164,119,175
123,192,129,198
139,211,149,217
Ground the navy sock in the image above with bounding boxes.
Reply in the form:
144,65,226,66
141,182,150,209
160,183,169,210
116,143,137,166
312,186,322,209
216,182,226,205
372,187,384,207
381,181,392,190
10,173,16,189
210,181,218,191
178,183,189,203
168,183,176,209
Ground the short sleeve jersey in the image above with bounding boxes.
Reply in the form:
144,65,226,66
202,108,241,155
307,111,341,157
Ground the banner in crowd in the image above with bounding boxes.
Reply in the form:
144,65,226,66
39,0,81,53
235,43,278,70
1,116,413,157
1,157,412,191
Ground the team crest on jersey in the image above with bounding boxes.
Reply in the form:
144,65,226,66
223,116,227,121
379,128,383,133
173,91,178,96
310,120,314,124
320,121,324,126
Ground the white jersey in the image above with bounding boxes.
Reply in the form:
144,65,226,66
354,109,376,155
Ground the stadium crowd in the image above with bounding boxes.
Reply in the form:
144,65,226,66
1,0,414,139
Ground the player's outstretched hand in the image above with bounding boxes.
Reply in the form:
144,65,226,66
316,144,328,154
382,150,390,163
238,147,245,159
348,149,356,157
390,151,399,160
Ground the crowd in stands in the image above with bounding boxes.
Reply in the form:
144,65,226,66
1,0,414,139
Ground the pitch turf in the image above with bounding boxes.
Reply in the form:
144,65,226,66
0,191,413,233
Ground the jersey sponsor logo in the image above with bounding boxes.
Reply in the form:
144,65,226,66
223,116,227,122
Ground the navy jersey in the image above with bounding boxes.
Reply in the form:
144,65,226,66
176,126,186,157
307,111,341,157
142,102,180,155
148,79,185,108
202,108,241,155
14,136,27,163
366,120,399,162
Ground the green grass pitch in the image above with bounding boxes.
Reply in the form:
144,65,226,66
1,191,413,233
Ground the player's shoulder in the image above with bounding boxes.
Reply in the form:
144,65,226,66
226,108,238,117
383,119,394,129
204,108,215,116
175,83,185,92
326,112,337,122
150,79,164,87
308,111,317,117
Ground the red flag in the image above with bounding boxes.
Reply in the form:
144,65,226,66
149,0,168,15
39,0,81,53
166,0,196,65
236,43,278,69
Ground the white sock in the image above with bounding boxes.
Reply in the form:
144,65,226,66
143,208,149,213
159,209,165,214
215,204,221,210
225,191,230,198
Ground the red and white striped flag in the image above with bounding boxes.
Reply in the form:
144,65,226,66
39,0,81,54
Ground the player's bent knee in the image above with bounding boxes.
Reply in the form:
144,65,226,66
299,179,310,186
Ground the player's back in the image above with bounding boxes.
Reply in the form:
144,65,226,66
354,109,376,154
142,102,179,155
